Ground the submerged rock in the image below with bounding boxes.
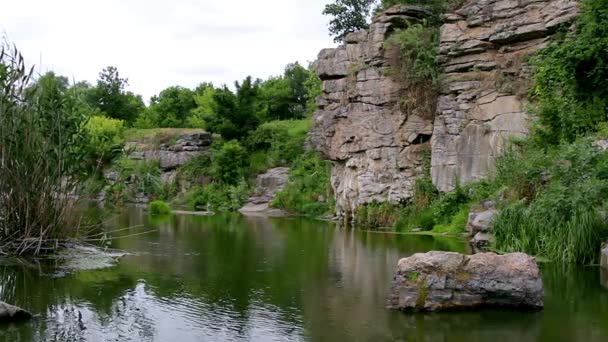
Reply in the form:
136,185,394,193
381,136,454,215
388,251,543,311
471,232,494,247
0,302,32,322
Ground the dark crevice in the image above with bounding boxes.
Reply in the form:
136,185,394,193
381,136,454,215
412,133,432,145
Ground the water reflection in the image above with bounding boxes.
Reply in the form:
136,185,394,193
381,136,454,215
0,208,607,341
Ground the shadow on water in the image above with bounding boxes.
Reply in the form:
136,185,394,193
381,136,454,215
0,207,607,341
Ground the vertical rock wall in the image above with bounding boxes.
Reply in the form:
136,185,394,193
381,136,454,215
309,6,434,217
431,0,578,191
309,1,578,215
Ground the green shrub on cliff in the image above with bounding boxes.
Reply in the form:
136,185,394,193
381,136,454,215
530,0,608,145
272,152,333,216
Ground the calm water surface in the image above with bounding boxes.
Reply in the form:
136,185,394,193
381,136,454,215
1,207,608,341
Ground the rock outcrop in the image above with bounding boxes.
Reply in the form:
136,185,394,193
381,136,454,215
387,251,544,311
0,302,32,322
309,6,434,217
129,132,212,171
239,167,290,216
432,0,578,191
309,1,579,214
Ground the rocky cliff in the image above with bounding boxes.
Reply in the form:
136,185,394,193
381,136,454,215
309,1,578,215
432,0,578,191
310,6,434,217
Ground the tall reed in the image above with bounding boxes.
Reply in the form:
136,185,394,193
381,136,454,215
0,42,87,255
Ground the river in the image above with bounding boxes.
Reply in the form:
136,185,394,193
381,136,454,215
1,207,607,341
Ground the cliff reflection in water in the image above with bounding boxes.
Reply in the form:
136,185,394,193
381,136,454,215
0,208,607,341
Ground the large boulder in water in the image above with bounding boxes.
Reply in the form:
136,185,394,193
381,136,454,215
0,301,32,322
387,251,544,311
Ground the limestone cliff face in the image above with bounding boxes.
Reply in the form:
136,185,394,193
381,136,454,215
432,0,578,191
310,6,434,217
309,1,578,215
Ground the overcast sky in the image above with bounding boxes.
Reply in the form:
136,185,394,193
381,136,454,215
0,0,336,101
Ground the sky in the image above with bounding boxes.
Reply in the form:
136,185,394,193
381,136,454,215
0,0,336,101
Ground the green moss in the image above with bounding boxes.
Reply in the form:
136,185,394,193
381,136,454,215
415,278,429,310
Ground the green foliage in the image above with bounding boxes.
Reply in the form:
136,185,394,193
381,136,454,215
105,158,163,203
186,180,250,212
149,200,171,215
246,119,311,172
530,0,608,145
493,139,608,264
384,21,439,117
385,23,439,86
88,66,145,124
83,116,126,167
258,63,315,121
323,0,376,43
272,152,333,216
355,202,399,228
0,43,89,254
211,140,248,185
146,86,197,128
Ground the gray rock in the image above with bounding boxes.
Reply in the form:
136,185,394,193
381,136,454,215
104,171,120,184
471,232,494,247
308,6,434,218
467,209,497,235
308,1,579,215
0,302,32,322
387,251,544,311
239,167,290,216
128,132,212,171
432,0,579,192
594,140,608,151
134,193,149,204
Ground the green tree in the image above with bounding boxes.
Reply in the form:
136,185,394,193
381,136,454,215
89,66,145,124
323,0,376,43
203,77,261,140
257,63,317,120
212,140,248,184
148,86,197,127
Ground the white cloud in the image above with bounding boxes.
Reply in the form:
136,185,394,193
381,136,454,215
0,0,336,100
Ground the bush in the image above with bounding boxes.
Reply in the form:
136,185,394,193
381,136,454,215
384,21,439,118
530,0,608,145
149,200,171,215
355,202,399,228
186,180,250,212
104,157,163,204
493,139,608,264
245,119,310,172
212,140,248,185
83,115,126,167
272,152,333,216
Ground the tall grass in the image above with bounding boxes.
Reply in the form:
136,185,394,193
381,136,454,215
493,139,608,264
0,43,87,254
